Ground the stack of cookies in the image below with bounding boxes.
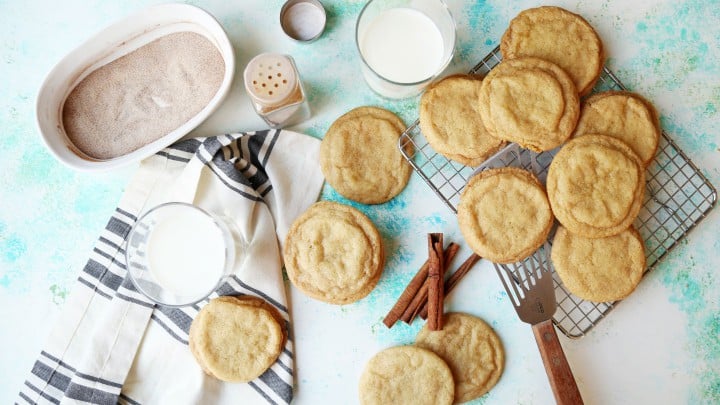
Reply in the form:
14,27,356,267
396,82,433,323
452,6,662,303
547,92,659,302
480,6,604,152
359,312,504,404
500,6,605,97
477,56,580,152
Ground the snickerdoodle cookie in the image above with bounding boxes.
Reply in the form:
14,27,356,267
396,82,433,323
551,225,646,302
478,57,580,152
284,201,384,304
457,167,553,264
500,6,605,96
574,91,661,167
416,312,504,403
188,295,285,382
359,346,454,405
320,106,412,204
420,75,505,166
547,134,645,238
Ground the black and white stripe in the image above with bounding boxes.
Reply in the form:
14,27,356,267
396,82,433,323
196,138,265,202
240,130,278,196
227,276,288,315
19,352,123,405
195,131,279,201
118,393,142,405
155,138,201,163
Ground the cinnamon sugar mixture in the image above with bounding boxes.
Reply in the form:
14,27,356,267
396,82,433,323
62,31,225,160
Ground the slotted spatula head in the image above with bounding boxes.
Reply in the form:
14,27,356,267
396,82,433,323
493,242,557,325
494,242,584,405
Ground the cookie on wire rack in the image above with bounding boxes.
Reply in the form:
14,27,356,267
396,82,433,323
573,91,661,167
477,57,580,152
547,134,645,239
551,225,646,302
500,6,605,96
419,74,505,167
457,167,553,264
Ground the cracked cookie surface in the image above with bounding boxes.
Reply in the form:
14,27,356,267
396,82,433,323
420,75,505,166
478,57,579,152
547,134,645,238
320,106,411,204
458,167,553,264
284,201,384,304
416,312,504,403
189,296,285,382
574,91,660,167
551,225,646,302
359,346,454,405
501,6,604,96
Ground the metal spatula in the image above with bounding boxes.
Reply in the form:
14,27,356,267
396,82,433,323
494,243,584,405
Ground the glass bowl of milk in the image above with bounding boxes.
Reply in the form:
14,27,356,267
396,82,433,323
356,0,456,99
125,202,243,306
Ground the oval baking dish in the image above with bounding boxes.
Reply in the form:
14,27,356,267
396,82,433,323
36,3,235,171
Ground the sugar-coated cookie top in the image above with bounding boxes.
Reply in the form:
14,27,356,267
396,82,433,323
320,106,411,204
416,312,505,403
359,346,454,405
188,296,284,382
551,226,646,302
547,134,645,238
420,74,505,167
574,91,660,167
478,57,580,152
458,167,553,264
284,201,384,304
501,6,604,96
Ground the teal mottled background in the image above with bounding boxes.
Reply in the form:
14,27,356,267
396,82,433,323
1,0,718,403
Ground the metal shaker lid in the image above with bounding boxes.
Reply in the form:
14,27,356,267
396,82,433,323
243,53,298,105
280,0,326,42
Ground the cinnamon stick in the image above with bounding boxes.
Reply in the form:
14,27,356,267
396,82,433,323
400,283,428,323
399,242,459,324
419,253,481,320
426,233,445,331
383,242,459,328
382,263,429,328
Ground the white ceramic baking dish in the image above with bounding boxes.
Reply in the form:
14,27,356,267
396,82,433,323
36,3,235,171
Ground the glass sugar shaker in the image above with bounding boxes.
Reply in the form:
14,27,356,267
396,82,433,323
243,53,311,128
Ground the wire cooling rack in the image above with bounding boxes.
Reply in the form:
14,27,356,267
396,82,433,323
398,46,717,338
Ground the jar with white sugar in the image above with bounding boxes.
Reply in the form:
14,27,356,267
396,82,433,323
243,53,311,128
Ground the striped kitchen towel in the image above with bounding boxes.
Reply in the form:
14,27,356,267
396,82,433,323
18,130,324,405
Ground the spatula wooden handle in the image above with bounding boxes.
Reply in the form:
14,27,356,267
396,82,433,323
532,319,584,405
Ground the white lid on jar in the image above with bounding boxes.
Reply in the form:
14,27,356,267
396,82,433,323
243,53,298,106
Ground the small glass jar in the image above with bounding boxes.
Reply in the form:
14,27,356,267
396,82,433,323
243,53,311,128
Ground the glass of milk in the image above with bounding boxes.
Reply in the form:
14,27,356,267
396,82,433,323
125,202,245,306
356,0,456,99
